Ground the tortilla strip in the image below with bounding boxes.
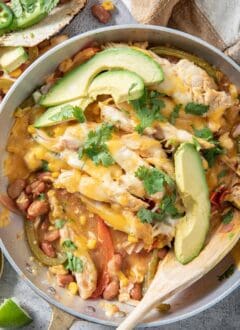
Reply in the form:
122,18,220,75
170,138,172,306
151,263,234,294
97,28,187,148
0,0,87,47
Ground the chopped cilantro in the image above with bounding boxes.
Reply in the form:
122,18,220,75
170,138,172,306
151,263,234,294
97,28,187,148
50,105,85,123
185,102,209,116
202,146,224,167
193,127,214,141
218,169,228,179
41,160,49,171
169,104,181,125
218,264,235,281
137,207,164,224
38,193,46,201
135,166,174,195
62,240,77,250
65,252,83,273
137,194,182,224
222,209,234,224
78,123,115,167
159,194,183,219
131,89,166,134
55,219,65,229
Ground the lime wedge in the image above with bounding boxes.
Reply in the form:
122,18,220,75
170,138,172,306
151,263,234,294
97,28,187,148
0,298,32,328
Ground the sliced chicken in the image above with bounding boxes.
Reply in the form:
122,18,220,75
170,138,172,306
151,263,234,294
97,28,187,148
155,122,214,149
149,51,234,131
60,225,97,299
55,170,147,211
122,133,174,177
100,103,135,133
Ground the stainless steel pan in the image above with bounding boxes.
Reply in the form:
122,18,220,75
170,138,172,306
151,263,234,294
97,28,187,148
0,25,240,328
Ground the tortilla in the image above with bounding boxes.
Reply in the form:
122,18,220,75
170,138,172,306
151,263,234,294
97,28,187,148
0,0,87,47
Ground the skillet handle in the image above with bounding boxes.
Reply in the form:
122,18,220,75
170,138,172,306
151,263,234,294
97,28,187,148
48,306,76,330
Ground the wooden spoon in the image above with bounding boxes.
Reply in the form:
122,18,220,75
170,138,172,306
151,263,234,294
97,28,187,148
117,211,240,330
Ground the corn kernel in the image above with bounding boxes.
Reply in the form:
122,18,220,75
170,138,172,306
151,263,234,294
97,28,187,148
87,239,97,250
102,1,115,10
52,171,60,178
118,271,129,287
49,265,68,275
80,215,86,225
9,68,22,78
128,234,138,243
68,282,78,295
229,84,238,99
27,125,35,134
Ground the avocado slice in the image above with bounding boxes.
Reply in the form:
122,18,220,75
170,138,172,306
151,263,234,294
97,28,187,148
88,70,144,103
174,143,210,264
0,47,28,73
34,98,92,128
40,47,163,107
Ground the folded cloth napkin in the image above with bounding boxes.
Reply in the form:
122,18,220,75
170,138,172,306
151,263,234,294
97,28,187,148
125,0,240,63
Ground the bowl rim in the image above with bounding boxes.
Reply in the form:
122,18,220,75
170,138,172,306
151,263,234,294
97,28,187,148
1,24,240,327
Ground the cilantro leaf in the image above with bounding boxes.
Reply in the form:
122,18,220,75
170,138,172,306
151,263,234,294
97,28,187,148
65,252,83,273
50,105,85,123
131,89,166,134
193,127,214,141
202,146,224,167
55,219,65,229
222,209,234,224
20,0,37,13
169,104,181,125
135,166,174,195
42,0,59,13
41,160,49,171
62,240,77,250
12,0,23,17
137,207,164,224
78,123,115,167
218,264,235,281
159,194,183,219
185,103,209,116
38,193,46,201
192,137,201,152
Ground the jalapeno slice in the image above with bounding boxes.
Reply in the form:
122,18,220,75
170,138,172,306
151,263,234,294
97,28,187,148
0,3,13,29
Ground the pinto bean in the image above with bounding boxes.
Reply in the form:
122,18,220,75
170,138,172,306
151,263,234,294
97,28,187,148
103,279,120,300
16,192,31,213
130,283,142,301
7,179,26,199
91,5,111,24
41,241,56,258
56,274,75,287
158,247,168,260
37,172,53,183
43,230,60,242
107,254,123,276
27,200,49,218
26,180,45,197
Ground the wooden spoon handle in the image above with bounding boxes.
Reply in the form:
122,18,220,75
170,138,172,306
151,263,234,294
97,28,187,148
117,287,168,330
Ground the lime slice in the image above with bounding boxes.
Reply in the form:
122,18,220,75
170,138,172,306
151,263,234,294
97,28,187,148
0,298,32,328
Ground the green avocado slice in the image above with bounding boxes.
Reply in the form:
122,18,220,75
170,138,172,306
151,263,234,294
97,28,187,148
34,98,92,128
35,69,145,128
0,47,28,73
174,143,210,264
40,47,164,107
88,69,144,103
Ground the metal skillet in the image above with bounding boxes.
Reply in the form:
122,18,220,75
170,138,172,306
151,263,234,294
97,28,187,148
0,25,240,328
